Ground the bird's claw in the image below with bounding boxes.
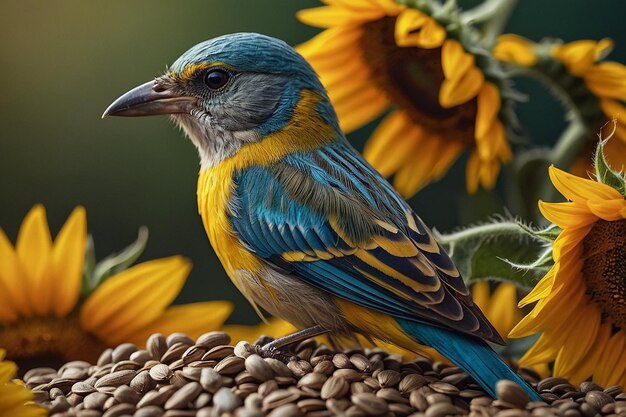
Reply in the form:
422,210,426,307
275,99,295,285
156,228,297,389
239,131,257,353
235,338,297,363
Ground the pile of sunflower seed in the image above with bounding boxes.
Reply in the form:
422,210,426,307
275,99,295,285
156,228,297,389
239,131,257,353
25,332,626,417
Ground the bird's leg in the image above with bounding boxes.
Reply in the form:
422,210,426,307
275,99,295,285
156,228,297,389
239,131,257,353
254,325,329,362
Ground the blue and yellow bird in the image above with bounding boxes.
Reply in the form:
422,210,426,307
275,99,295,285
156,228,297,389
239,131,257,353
104,33,540,400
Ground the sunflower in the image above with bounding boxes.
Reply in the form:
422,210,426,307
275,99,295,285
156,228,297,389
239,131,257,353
509,165,626,386
297,0,513,196
0,350,45,417
494,35,626,176
0,205,232,368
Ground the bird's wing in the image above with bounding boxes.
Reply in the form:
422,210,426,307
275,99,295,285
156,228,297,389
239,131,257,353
230,141,503,344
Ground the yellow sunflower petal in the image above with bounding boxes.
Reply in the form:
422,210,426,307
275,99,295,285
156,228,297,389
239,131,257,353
518,333,560,366
297,5,385,29
363,111,422,177
509,278,585,338
51,207,87,317
297,26,363,63
475,120,505,161
394,8,445,49
127,301,233,346
488,282,521,337
585,61,626,100
493,34,537,67
599,98,626,127
418,20,446,49
537,201,597,228
478,158,500,189
80,256,192,344
548,165,623,203
439,66,484,108
15,205,52,316
587,198,626,221
553,39,613,76
553,303,599,376
332,87,389,133
392,137,440,196
0,231,21,322
465,151,481,194
430,139,463,180
594,331,625,386
471,281,490,312
475,82,501,139
441,39,474,81
518,267,556,307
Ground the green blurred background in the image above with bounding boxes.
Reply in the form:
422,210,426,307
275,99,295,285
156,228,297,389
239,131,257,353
1,1,625,323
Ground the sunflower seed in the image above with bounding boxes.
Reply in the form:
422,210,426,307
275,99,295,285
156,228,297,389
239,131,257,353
287,360,312,377
497,379,531,408
130,350,152,365
97,349,113,367
297,372,327,390
214,355,245,375
267,403,302,417
245,354,274,381
84,392,109,410
136,390,174,408
111,360,140,373
376,369,401,388
163,381,202,409
130,370,153,395
264,358,292,377
149,364,172,382
199,367,222,393
234,341,255,359
349,354,371,373
181,345,205,365
332,354,352,369
196,331,230,349
101,402,134,417
133,405,164,417
333,368,363,383
194,392,211,408
262,388,302,410
160,343,189,364
298,398,326,412
213,386,242,412
429,381,460,395
321,376,349,400
147,334,168,360
111,385,139,404
585,390,613,410
425,402,462,417
351,392,388,415
202,345,235,361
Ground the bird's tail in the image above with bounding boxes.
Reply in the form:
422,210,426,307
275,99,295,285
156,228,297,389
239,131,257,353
396,318,542,402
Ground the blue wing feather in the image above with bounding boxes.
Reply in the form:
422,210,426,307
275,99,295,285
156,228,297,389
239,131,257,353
230,140,503,344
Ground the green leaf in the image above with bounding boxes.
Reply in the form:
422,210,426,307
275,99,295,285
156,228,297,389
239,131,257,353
594,136,626,196
437,221,551,288
81,227,149,297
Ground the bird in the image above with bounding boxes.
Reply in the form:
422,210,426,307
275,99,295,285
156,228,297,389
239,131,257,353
103,32,541,401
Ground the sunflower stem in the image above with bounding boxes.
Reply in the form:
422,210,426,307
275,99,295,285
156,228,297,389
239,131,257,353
462,0,517,46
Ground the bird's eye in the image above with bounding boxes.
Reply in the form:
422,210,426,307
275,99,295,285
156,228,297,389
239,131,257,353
204,69,230,89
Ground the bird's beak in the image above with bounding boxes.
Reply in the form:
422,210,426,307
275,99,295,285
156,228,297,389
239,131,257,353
102,80,196,118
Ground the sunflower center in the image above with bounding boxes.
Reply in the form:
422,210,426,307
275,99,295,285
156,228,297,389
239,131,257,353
0,315,107,373
360,17,477,145
582,218,626,331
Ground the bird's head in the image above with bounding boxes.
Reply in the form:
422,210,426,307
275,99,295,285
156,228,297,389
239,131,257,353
103,33,338,167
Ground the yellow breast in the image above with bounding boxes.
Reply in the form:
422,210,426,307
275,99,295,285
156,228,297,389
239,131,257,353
196,89,336,314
